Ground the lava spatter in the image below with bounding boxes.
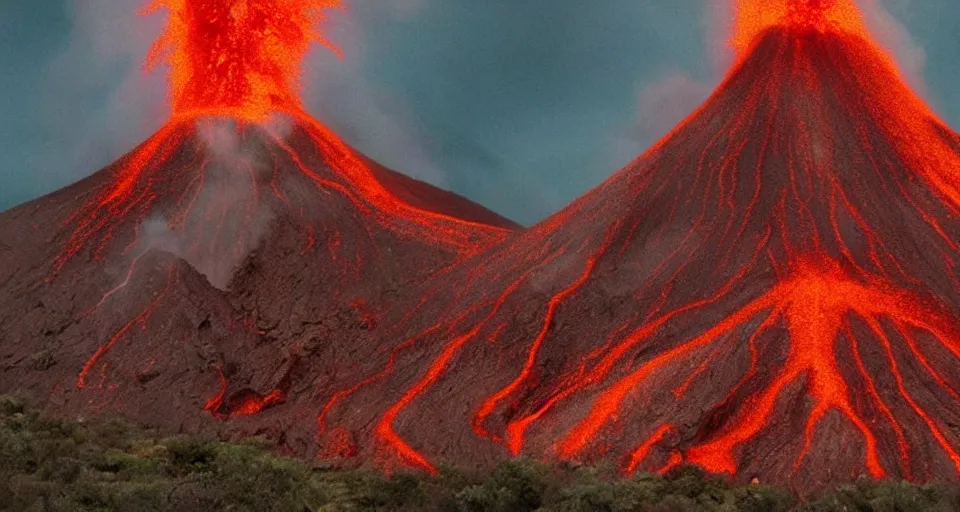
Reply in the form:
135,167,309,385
316,0,960,491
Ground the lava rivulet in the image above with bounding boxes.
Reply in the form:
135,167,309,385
36,110,512,420
556,256,960,478
53,114,512,279
316,4,960,491
5,0,960,493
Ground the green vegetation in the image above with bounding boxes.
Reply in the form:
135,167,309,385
0,395,957,511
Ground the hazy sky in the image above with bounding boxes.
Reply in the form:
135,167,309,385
1,0,959,224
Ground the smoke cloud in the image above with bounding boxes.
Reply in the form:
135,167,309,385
36,0,166,192
631,72,713,149
301,1,447,187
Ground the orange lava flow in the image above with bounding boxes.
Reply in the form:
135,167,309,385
365,242,574,473
205,367,286,418
57,115,511,418
52,115,508,284
557,258,960,477
55,2,512,406
144,0,342,120
473,225,619,454
373,279,529,474
293,112,512,254
625,424,674,474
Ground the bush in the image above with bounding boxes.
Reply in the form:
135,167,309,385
0,395,957,512
799,479,960,512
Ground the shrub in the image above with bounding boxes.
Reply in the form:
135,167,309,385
0,395,958,512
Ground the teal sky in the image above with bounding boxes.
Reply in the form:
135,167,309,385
2,1,959,224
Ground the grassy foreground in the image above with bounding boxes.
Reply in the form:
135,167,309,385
0,395,958,511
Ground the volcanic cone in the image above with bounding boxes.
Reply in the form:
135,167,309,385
318,0,960,490
0,0,515,442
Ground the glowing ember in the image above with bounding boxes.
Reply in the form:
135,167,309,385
144,0,342,120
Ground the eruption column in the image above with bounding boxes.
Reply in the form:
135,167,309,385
144,0,343,120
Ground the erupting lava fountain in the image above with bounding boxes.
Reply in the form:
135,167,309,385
316,0,960,491
0,0,514,436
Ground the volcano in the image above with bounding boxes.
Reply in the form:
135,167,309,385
316,1,960,491
0,0,514,439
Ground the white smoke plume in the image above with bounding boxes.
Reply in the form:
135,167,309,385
136,117,283,290
302,1,447,186
857,0,927,94
631,71,713,150
38,0,167,190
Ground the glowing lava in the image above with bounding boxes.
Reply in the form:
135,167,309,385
52,0,511,278
315,0,960,491
732,0,868,56
145,0,342,120
555,256,960,480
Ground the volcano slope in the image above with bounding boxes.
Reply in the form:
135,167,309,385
0,113,515,444
316,24,960,490
0,0,515,448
